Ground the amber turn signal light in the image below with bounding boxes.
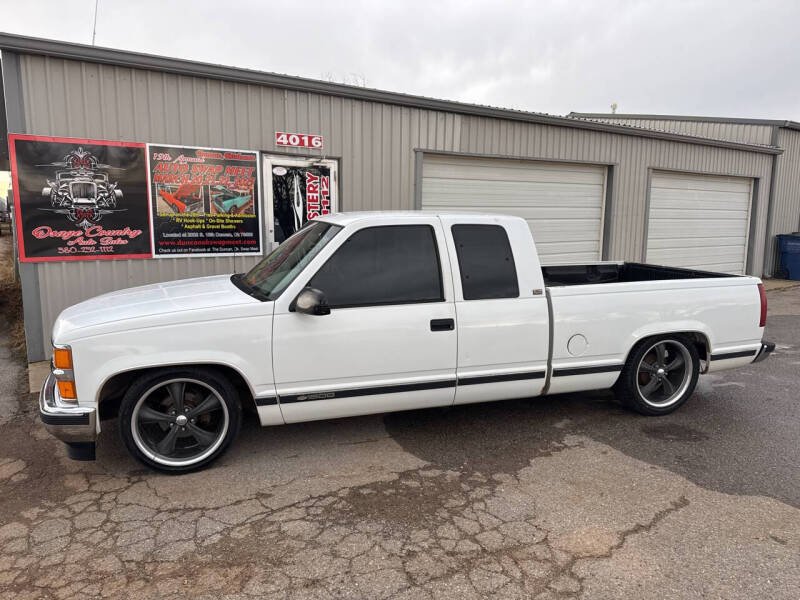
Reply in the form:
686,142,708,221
53,348,73,369
57,380,77,399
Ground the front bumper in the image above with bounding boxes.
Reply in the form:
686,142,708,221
753,340,776,363
39,372,97,459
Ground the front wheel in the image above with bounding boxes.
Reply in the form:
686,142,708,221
616,335,700,416
119,368,241,473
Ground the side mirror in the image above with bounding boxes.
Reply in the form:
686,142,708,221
291,287,331,316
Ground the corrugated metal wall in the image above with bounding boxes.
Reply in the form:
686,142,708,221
582,117,775,146
768,128,800,272
17,54,775,360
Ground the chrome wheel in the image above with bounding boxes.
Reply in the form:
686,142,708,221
131,378,229,467
636,340,693,408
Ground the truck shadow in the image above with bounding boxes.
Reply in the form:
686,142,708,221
381,316,800,509
383,365,796,510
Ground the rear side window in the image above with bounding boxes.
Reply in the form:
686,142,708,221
308,225,444,308
451,224,519,300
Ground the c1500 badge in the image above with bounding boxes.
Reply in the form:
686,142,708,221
296,392,336,402
9,135,152,262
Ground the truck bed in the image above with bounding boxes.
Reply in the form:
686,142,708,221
542,262,737,287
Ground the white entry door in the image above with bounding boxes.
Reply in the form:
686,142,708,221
263,155,339,250
646,171,752,274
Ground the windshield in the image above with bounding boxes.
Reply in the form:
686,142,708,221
239,220,341,299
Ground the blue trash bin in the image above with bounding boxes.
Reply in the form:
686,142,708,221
777,233,800,280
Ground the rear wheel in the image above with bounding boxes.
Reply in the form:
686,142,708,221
616,335,699,416
119,368,241,473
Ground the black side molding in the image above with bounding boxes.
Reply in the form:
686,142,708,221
279,379,457,404
458,371,545,386
552,364,622,377
710,349,758,361
274,365,621,405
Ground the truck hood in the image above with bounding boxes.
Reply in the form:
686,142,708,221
53,274,261,342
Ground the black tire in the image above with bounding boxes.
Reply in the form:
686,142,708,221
616,334,700,416
119,367,241,473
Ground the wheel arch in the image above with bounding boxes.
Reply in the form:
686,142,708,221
97,363,257,421
623,330,711,373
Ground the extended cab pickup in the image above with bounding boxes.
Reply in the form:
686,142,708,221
41,212,774,472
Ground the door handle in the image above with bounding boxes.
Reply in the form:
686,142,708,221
430,318,455,332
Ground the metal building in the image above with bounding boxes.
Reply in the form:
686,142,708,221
570,113,800,276
0,33,788,363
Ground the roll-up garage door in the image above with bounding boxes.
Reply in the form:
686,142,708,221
646,171,752,274
421,154,606,264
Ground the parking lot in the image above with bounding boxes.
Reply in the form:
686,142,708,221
0,286,798,599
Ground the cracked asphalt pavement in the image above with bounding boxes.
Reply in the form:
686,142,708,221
1,287,799,599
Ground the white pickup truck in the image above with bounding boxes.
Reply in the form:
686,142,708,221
40,212,774,472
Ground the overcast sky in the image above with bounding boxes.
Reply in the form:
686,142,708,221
1,0,798,120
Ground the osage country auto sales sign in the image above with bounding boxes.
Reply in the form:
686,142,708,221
9,135,152,262
275,131,323,150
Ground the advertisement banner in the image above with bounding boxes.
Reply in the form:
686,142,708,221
147,144,262,257
9,135,151,262
271,164,332,243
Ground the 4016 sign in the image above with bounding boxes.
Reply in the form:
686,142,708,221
275,131,323,150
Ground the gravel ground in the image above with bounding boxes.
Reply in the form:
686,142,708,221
0,287,798,599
